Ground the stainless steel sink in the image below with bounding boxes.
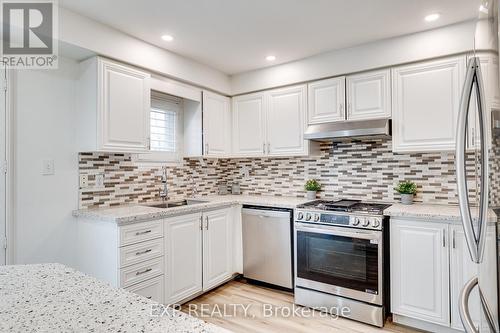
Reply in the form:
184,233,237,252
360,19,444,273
144,199,208,209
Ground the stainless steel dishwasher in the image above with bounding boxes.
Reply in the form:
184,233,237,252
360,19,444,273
242,205,293,290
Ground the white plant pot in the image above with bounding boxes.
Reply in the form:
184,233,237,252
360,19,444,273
401,194,414,205
306,191,317,200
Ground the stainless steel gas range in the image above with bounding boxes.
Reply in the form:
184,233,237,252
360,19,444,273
293,199,391,327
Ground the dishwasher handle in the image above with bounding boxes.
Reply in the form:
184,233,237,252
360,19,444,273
242,208,291,219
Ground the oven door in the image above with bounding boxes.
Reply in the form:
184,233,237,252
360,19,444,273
294,222,383,305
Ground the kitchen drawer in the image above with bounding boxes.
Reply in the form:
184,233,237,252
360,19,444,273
119,238,164,268
119,220,164,246
126,275,164,304
119,257,164,288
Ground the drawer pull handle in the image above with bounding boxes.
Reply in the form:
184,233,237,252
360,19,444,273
135,230,152,236
136,249,152,256
135,268,152,276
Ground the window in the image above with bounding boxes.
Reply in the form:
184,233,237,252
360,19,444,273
138,92,183,163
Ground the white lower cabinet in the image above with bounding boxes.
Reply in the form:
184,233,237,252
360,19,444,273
164,212,203,304
391,219,450,326
391,218,497,332
164,207,235,304
125,275,165,303
202,209,233,290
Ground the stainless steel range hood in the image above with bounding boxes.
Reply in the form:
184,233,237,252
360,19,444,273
304,119,392,141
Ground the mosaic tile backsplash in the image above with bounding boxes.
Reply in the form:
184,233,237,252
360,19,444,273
79,138,500,209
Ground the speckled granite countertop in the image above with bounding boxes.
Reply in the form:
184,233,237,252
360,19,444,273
0,263,227,333
73,194,309,225
385,203,498,223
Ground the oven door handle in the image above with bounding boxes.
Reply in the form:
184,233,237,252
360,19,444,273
295,223,381,241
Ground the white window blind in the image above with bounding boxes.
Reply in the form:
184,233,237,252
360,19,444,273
138,92,183,163
150,107,177,152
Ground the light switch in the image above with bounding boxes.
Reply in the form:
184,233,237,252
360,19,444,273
42,159,55,175
95,173,104,188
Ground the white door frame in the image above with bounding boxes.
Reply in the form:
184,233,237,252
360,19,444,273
2,66,14,265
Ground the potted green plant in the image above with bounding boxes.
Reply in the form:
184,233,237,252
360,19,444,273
304,179,321,200
395,181,417,205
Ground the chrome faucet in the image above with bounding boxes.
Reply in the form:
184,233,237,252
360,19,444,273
159,166,168,201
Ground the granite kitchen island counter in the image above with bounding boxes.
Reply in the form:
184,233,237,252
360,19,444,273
0,263,227,333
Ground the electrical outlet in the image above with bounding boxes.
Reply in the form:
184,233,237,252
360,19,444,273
42,159,55,175
79,174,88,188
95,173,104,188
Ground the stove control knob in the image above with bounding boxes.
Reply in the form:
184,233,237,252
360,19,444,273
352,217,362,226
362,218,371,227
372,218,381,228
297,212,304,220
314,214,320,222
305,213,312,221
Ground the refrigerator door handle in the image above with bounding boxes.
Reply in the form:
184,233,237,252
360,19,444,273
459,277,479,333
459,276,499,333
455,57,489,264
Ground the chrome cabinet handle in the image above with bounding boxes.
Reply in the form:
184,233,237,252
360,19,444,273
455,56,489,264
471,127,475,147
205,143,209,154
135,249,152,256
205,216,209,230
442,229,446,247
339,103,344,115
135,230,152,236
263,142,266,154
452,230,456,249
199,216,203,230
135,268,152,276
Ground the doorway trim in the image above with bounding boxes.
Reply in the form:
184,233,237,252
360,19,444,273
3,68,14,265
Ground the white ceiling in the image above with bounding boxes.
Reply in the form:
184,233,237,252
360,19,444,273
60,0,479,75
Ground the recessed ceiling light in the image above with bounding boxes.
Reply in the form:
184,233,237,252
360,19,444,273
266,55,276,61
424,13,440,22
161,35,174,42
479,4,489,13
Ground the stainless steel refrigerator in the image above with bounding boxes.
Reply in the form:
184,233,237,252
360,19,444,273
455,1,500,332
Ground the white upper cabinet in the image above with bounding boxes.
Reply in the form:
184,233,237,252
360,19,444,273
390,219,450,326
232,93,266,157
77,57,151,152
346,69,391,120
230,84,313,157
267,85,308,156
307,77,346,124
392,56,465,153
202,91,231,157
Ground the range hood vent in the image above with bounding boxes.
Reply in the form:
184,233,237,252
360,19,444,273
493,110,500,136
304,119,392,141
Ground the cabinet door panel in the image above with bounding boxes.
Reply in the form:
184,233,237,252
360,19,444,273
392,56,465,152
203,91,231,157
450,225,497,331
232,93,266,157
100,60,150,152
165,213,203,304
267,85,307,156
390,220,450,326
347,69,391,120
308,77,345,124
203,209,232,290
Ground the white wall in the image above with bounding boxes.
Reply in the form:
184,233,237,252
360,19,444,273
14,57,78,265
59,7,232,95
230,20,488,94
